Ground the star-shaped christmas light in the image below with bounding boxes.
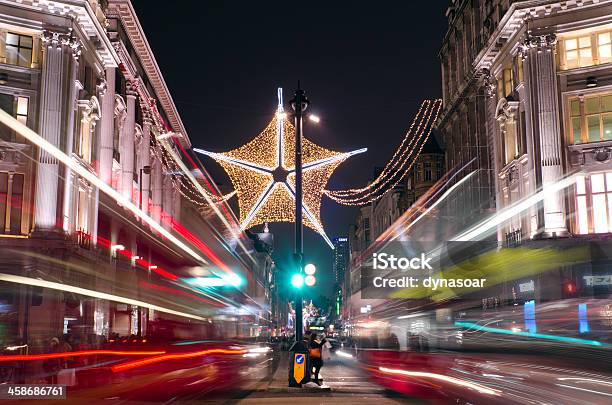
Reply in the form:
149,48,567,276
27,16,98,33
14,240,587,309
194,89,366,248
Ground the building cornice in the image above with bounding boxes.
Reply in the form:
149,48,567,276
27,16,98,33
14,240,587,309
106,0,191,148
474,0,610,71
0,0,119,68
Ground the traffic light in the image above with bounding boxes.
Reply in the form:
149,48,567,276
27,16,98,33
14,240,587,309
304,263,316,275
305,275,316,286
562,280,577,297
291,273,304,288
291,264,316,288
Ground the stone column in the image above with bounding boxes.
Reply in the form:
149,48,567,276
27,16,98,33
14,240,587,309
140,111,152,215
0,29,7,64
121,80,137,201
151,153,163,224
98,68,115,185
61,36,81,232
522,34,567,236
173,185,181,223
162,175,172,229
481,69,504,243
516,60,539,238
34,30,70,230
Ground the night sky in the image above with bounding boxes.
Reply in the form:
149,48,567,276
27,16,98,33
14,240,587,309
131,0,449,298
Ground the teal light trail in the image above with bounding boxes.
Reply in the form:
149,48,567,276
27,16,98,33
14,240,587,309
454,321,607,347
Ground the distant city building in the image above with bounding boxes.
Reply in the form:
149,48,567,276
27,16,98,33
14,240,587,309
332,236,349,285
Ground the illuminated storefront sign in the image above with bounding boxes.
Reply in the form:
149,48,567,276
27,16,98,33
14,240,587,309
583,275,612,286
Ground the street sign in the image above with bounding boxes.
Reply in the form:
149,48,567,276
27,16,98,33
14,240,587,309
293,353,306,383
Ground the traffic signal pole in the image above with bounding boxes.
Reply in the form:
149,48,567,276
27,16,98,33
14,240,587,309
294,84,305,344
288,83,310,387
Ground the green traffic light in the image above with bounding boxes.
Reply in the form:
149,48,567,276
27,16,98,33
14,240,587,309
291,274,304,288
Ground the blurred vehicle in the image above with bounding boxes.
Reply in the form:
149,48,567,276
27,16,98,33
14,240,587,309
326,338,341,353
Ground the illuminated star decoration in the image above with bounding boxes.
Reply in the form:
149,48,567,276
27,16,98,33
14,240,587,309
194,88,366,248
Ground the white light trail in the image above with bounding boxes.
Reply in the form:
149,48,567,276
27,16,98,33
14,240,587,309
556,384,612,397
378,367,499,395
159,139,256,266
390,170,477,242
0,109,208,265
452,174,580,241
335,350,353,358
557,378,612,386
397,313,425,320
0,273,206,321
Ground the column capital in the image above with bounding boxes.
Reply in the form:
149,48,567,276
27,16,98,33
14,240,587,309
478,68,497,98
41,28,82,60
142,107,154,126
97,77,107,97
126,79,139,98
520,33,557,58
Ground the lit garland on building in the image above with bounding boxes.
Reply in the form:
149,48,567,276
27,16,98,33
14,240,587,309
195,89,366,248
324,99,442,205
149,137,234,206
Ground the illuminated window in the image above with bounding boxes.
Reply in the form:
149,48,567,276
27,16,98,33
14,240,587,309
0,95,28,142
76,186,89,234
575,172,612,234
562,29,612,69
569,94,612,144
599,32,612,64
5,33,33,68
0,172,24,234
497,68,513,99
16,97,28,124
565,36,593,69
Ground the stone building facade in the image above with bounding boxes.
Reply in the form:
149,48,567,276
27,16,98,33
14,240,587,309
440,0,612,242
0,0,270,361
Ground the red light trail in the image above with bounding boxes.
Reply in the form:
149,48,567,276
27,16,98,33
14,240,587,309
0,350,166,362
139,281,226,307
110,348,246,372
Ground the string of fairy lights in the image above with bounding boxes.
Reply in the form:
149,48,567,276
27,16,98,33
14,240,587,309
328,99,429,196
324,99,442,206
148,136,234,207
